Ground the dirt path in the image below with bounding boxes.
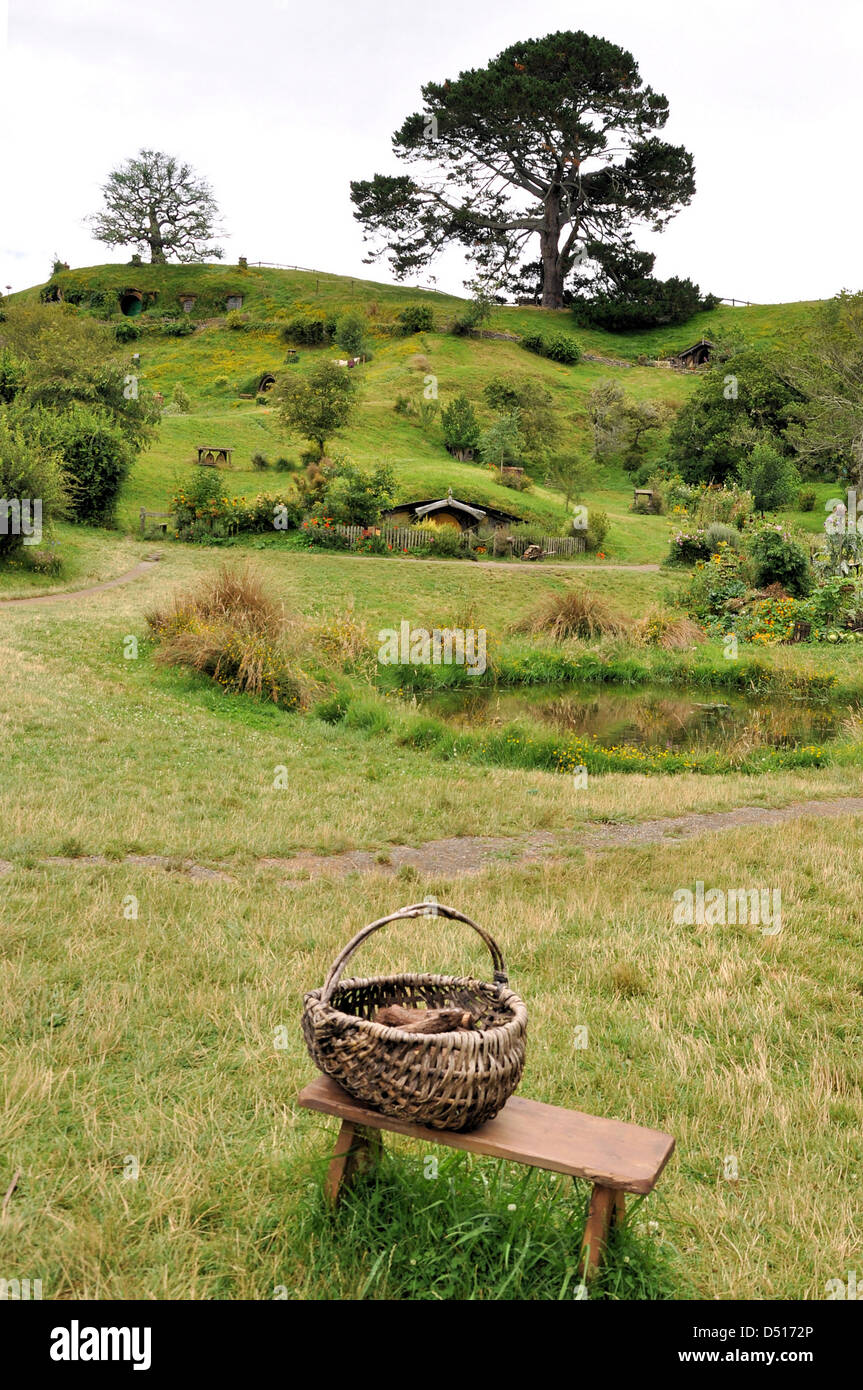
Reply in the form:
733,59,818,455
3,794,861,884
0,557,161,608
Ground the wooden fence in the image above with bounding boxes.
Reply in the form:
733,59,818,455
138,510,586,558
333,524,586,557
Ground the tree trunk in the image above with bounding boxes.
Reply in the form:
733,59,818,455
148,209,166,264
540,193,564,309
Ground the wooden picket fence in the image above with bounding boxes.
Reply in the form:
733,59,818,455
333,524,586,556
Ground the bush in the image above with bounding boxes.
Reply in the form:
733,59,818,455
280,313,336,345
251,452,269,471
0,418,67,556
225,310,247,330
633,607,706,649
798,487,817,512
513,589,629,640
336,311,371,358
147,563,313,709
521,331,581,365
114,320,141,344
704,521,741,552
574,276,718,331
418,522,467,558
213,376,229,390
310,457,395,526
171,471,302,540
161,317,194,337
441,393,480,459
172,383,191,413
584,509,609,552
37,403,132,525
683,550,751,624
397,305,435,334
747,525,812,597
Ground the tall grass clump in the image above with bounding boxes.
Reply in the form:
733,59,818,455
146,562,315,708
513,588,631,642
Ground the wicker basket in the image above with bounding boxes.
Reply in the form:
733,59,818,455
302,902,527,1132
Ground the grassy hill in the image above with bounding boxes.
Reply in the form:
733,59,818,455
8,263,826,557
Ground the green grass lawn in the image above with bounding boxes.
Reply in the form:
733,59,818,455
1,545,861,1298
2,266,859,1302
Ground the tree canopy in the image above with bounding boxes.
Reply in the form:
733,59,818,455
89,150,224,264
350,30,695,308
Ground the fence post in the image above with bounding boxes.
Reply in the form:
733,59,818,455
139,506,146,535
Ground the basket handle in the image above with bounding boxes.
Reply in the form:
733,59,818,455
319,902,509,1005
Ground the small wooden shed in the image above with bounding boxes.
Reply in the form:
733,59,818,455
673,339,713,370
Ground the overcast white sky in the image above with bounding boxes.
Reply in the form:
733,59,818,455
1,0,860,303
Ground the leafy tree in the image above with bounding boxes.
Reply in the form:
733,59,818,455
544,451,595,508
32,403,134,525
0,416,67,556
483,375,559,466
276,360,359,456
667,351,799,484
350,30,695,308
0,303,158,450
89,150,224,264
440,392,480,459
781,291,863,485
588,380,628,463
479,412,525,472
335,312,371,359
621,397,676,472
737,438,798,514
312,457,396,525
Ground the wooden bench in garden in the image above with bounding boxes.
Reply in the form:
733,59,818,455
298,1073,675,1279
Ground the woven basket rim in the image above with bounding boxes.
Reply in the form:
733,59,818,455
305,971,527,1043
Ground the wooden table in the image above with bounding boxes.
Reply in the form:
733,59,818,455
298,1073,675,1279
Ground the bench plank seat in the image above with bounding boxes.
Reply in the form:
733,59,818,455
298,1073,674,1196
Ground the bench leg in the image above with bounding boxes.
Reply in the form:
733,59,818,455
578,1183,626,1280
324,1119,383,1206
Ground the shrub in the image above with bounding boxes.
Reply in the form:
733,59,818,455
441,393,480,459
704,521,740,552
147,564,314,709
683,550,751,624
418,522,467,558
633,607,705,649
584,508,609,552
161,317,194,337
0,418,67,556
213,375,229,390
798,487,817,512
251,452,269,471
172,383,191,413
513,589,629,641
114,320,141,344
36,403,132,525
310,457,395,526
397,305,435,334
574,276,718,331
336,311,371,358
738,438,798,513
522,332,581,365
280,313,336,345
747,525,812,597
225,310,247,330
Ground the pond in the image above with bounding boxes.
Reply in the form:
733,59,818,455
420,684,842,752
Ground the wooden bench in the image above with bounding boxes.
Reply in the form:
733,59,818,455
298,1074,675,1279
